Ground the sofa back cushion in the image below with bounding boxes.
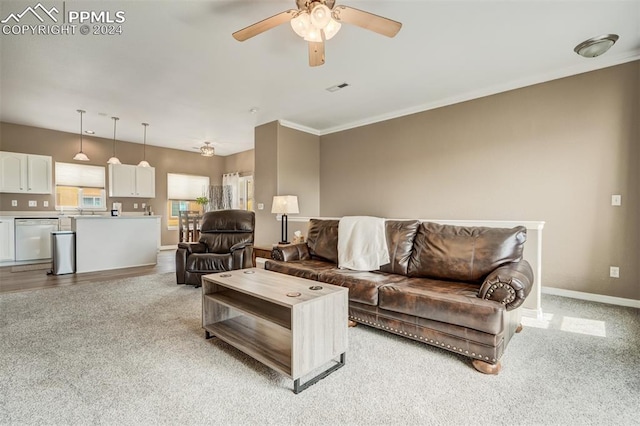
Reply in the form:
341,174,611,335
380,220,420,275
307,219,339,263
407,222,527,282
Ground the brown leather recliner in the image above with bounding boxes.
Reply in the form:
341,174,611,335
176,209,255,287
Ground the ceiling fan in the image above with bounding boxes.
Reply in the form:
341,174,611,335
232,0,402,67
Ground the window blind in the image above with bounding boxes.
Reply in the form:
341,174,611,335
167,173,210,200
55,162,105,188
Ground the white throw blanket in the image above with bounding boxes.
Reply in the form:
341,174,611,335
338,216,390,271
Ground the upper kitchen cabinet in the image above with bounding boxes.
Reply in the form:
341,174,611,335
108,164,155,198
0,151,52,194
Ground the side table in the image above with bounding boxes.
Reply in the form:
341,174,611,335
253,246,273,267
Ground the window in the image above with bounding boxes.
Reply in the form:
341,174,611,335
55,162,106,211
166,173,210,228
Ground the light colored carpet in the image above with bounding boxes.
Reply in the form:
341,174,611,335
1,273,638,425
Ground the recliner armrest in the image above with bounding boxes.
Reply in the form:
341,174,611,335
478,260,534,311
230,241,253,252
272,243,311,261
177,242,207,254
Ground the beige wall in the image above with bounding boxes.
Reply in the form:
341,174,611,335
319,62,639,300
0,122,233,246
254,122,320,247
254,122,279,246
224,149,254,175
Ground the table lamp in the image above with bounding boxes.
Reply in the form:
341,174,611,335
271,195,299,244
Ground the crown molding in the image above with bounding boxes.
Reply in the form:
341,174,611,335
278,120,321,136
279,51,640,137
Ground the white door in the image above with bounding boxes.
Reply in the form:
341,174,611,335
109,164,136,197
0,152,27,193
27,154,52,193
135,167,155,197
0,218,14,261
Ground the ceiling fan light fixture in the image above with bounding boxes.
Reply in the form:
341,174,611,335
304,26,322,42
310,3,331,29
323,18,341,40
291,12,311,38
574,34,619,58
200,141,215,157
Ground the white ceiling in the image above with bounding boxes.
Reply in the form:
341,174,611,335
1,1,639,156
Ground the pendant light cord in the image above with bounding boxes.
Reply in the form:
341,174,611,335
112,117,119,156
142,123,149,160
78,110,84,151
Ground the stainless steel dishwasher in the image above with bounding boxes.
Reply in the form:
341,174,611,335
14,218,59,261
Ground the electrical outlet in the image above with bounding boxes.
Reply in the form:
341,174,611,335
11,200,17,207
28,200,37,207
142,203,146,209
134,203,138,209
258,203,264,210
43,201,49,207
610,266,620,278
611,195,621,206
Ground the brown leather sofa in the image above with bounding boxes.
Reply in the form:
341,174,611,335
176,210,255,287
265,219,533,374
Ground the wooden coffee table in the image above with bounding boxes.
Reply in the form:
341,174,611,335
201,268,348,393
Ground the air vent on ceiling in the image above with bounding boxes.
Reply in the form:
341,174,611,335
326,82,350,92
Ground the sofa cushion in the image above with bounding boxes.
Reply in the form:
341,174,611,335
407,222,526,282
306,219,339,263
318,270,408,306
378,278,505,335
265,259,336,281
380,220,420,276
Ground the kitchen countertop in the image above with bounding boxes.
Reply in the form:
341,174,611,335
70,215,162,219
0,211,161,218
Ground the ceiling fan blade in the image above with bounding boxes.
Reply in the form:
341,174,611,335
308,40,325,67
332,5,402,38
232,9,297,41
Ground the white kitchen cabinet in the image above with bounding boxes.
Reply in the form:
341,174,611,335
0,152,52,194
108,164,155,198
0,217,15,262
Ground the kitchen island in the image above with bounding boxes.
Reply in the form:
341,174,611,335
71,215,161,273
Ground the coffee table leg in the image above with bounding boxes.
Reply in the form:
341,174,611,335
205,330,215,339
293,353,345,394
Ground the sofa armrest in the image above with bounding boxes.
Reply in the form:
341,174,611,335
272,243,311,261
177,242,206,254
478,260,534,311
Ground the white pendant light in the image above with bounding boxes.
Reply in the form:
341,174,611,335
73,109,90,161
107,116,122,165
200,141,215,157
138,123,151,167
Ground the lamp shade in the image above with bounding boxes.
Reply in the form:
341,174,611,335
271,195,299,214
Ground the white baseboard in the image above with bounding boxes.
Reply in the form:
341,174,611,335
542,286,640,309
160,245,177,251
522,307,544,320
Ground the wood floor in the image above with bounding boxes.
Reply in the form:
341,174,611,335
0,249,176,294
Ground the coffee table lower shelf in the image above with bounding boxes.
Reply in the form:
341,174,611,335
204,316,292,377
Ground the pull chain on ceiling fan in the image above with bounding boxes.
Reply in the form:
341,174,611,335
232,0,402,67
